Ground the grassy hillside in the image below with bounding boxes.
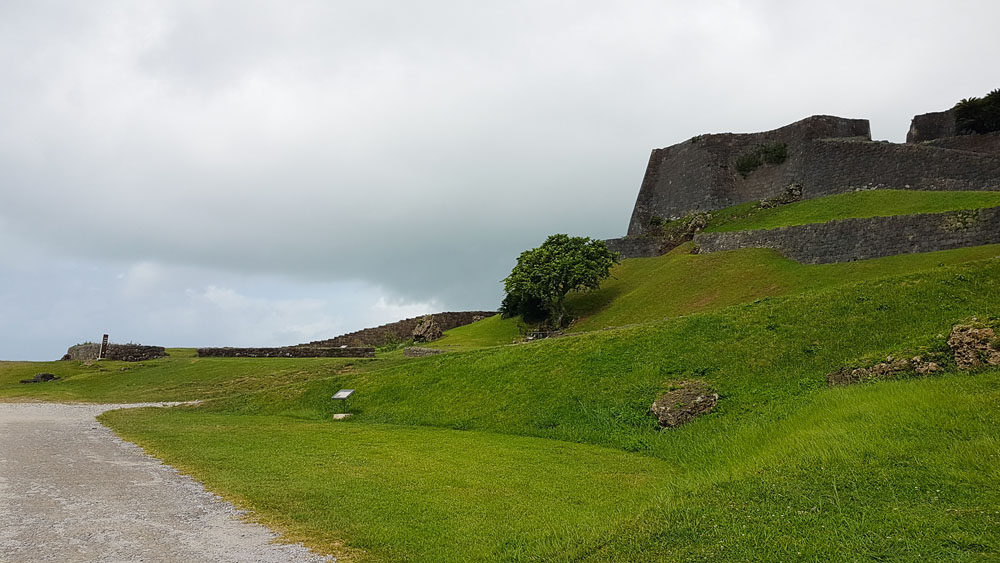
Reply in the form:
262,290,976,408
705,189,1000,232
105,371,1000,561
566,243,1000,332
426,243,1000,351
97,256,1000,561
424,313,521,351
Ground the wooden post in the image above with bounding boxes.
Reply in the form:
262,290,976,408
98,334,109,360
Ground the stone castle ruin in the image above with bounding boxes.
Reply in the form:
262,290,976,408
607,105,1000,261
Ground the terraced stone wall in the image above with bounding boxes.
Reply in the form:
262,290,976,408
925,131,1000,155
693,207,1000,264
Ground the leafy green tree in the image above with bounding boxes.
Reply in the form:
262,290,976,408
501,234,620,328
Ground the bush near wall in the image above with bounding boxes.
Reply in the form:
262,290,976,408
734,142,788,177
955,89,1000,135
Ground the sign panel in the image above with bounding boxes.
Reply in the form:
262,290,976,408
332,389,355,400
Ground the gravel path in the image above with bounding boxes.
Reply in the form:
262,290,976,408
0,402,334,562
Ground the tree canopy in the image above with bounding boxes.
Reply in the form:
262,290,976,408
501,234,620,328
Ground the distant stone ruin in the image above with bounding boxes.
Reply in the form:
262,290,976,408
61,341,165,362
299,311,494,348
196,346,375,358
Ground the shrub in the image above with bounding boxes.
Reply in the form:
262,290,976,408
734,142,788,177
954,88,1000,135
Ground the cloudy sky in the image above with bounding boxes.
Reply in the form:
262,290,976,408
2,1,998,360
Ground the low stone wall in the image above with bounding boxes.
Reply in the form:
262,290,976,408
196,347,375,358
604,237,670,259
300,311,495,348
693,207,1000,264
403,347,445,357
62,343,165,362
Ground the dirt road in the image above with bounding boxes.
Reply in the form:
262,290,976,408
0,402,333,562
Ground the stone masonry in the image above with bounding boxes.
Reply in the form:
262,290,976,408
196,347,375,358
625,114,1000,238
692,206,1000,264
300,311,495,348
62,343,165,362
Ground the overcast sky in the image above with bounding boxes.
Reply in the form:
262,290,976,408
2,1,998,360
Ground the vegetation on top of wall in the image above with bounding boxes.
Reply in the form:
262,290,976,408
734,141,788,177
955,88,1000,135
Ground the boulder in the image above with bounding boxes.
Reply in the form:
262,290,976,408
649,380,718,428
412,316,443,342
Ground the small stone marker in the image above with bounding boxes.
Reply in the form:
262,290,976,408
98,334,110,360
332,413,353,421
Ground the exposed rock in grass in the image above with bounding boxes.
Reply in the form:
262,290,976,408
948,322,1000,369
759,183,803,209
403,347,444,357
826,355,942,386
412,315,443,342
19,373,60,384
649,380,718,428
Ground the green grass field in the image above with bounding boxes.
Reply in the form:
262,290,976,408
5,196,1000,561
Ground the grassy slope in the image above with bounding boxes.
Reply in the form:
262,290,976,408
567,243,1000,332
0,353,386,403
106,371,1000,562
424,313,521,351
101,257,1000,561
422,244,1000,351
704,189,1000,233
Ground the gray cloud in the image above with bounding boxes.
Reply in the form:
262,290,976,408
2,1,1000,358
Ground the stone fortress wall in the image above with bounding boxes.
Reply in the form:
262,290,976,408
608,104,1000,263
624,112,1000,238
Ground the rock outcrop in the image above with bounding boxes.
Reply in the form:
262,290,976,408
412,316,443,343
948,322,1000,369
649,380,718,428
